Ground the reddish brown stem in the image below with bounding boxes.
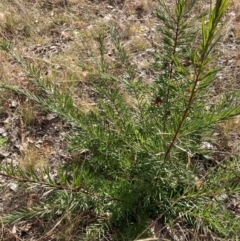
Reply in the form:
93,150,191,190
163,72,200,162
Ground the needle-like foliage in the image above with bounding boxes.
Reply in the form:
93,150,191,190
1,0,240,240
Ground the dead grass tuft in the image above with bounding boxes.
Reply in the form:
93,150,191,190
19,143,46,171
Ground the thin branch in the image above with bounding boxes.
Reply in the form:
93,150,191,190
0,171,123,203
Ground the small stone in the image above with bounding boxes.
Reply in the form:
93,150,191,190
9,183,18,192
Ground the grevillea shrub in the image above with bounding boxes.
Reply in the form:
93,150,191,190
1,0,240,240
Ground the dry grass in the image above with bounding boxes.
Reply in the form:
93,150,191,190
19,143,46,171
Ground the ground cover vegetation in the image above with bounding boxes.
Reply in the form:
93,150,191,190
0,0,240,240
